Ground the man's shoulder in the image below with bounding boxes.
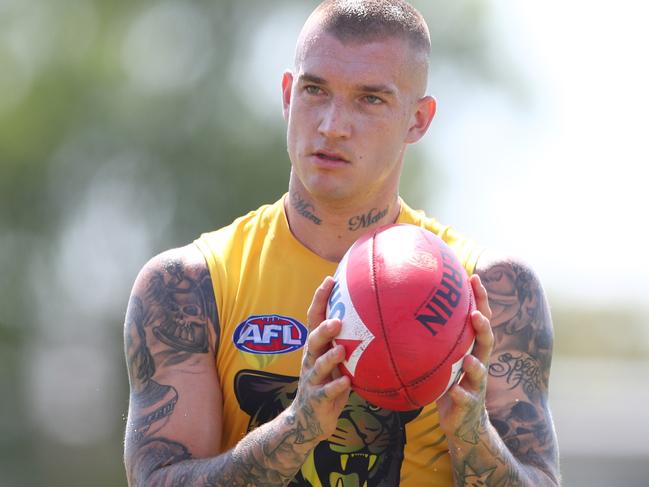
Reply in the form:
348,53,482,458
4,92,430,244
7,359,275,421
126,242,219,357
474,250,553,339
474,250,544,288
194,197,286,261
131,244,209,296
399,200,484,274
132,197,286,293
199,198,284,240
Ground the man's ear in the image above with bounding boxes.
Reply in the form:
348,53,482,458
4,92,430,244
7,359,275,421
405,96,436,144
282,70,294,122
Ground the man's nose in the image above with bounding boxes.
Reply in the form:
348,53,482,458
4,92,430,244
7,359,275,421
318,101,352,139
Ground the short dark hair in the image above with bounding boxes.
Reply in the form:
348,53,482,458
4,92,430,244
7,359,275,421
313,0,431,55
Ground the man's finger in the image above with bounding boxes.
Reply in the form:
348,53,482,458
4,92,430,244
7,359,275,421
470,274,492,320
470,310,494,366
447,383,472,407
306,318,342,360
321,374,351,402
307,276,335,330
310,343,346,384
459,354,487,393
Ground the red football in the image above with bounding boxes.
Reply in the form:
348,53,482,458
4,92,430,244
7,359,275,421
326,223,476,411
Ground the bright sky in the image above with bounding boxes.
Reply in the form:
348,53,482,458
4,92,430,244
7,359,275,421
427,1,649,307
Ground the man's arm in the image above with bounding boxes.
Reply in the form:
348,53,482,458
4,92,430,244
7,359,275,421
437,253,560,486
123,247,350,486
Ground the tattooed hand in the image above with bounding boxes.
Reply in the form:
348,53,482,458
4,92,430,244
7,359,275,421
287,276,352,444
437,274,494,444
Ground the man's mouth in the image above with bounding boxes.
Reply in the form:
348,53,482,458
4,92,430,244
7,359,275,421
313,151,348,163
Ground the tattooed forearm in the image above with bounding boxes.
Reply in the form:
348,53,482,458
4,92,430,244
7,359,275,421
136,409,319,487
290,192,322,225
129,437,192,484
347,206,388,231
450,430,554,487
463,256,560,485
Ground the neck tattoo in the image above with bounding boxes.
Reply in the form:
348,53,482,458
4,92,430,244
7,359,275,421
348,206,389,231
291,193,322,225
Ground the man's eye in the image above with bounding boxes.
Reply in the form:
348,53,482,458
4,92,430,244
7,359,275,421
364,95,384,105
305,85,322,95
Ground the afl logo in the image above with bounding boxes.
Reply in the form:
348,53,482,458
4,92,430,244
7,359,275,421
233,315,308,354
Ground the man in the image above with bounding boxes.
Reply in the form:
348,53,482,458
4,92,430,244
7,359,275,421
123,1,560,485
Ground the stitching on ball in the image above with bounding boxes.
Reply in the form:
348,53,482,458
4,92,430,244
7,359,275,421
370,226,418,408
407,280,474,388
352,283,473,401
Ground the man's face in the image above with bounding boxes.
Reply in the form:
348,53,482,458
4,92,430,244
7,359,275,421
283,31,433,204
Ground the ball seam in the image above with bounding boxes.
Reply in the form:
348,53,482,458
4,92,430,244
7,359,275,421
405,277,474,389
352,269,474,396
370,226,419,408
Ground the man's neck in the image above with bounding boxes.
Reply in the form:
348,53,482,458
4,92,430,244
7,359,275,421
284,186,401,262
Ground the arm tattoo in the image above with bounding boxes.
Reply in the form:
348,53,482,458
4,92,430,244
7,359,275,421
488,400,553,471
136,410,319,486
130,438,191,482
125,295,180,444
452,258,560,485
126,296,155,384
489,352,542,399
480,261,553,358
125,255,221,484
125,255,317,486
455,388,489,445
125,260,330,487
147,259,214,355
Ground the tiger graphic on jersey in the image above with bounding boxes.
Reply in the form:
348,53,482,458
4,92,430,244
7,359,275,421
234,370,421,487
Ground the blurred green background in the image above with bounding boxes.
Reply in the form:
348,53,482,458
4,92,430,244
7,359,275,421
1,1,648,486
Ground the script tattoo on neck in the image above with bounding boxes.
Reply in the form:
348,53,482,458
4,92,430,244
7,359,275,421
348,206,388,231
291,192,322,225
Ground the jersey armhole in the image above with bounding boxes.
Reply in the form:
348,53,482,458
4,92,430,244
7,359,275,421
465,244,485,275
194,237,224,360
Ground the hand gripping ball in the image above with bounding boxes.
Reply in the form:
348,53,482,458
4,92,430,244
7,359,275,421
326,223,476,411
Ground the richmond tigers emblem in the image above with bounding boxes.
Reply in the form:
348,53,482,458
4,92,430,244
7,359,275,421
234,370,421,487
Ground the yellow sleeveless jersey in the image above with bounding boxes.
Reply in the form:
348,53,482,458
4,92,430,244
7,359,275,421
194,195,482,487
